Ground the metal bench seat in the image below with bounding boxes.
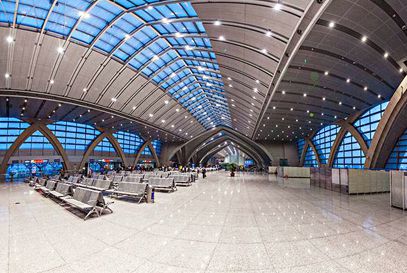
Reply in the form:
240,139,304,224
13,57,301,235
169,175,192,186
49,183,72,199
148,177,176,192
34,178,48,191
87,179,111,191
61,187,113,220
107,182,147,203
123,176,142,183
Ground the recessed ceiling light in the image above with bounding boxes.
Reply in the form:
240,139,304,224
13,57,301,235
83,88,87,92
290,108,293,111
361,36,367,42
175,108,179,112
227,77,232,81
253,88,258,93
78,11,90,19
175,32,183,38
132,106,136,110
378,94,381,98
161,119,166,123
328,21,335,28
214,20,221,26
282,90,286,94
164,100,169,104
149,113,154,117
265,31,272,37
339,101,342,105
346,78,350,83
272,106,276,109
364,86,368,91
322,97,326,101
162,18,169,24
170,73,176,78
303,93,307,97
384,52,389,58
152,55,159,61
400,68,404,73
261,48,267,54
57,46,64,54
124,34,131,40
5,73,10,78
353,106,356,110
50,79,54,84
218,35,225,41
324,71,329,76
274,3,282,10
111,97,117,102
6,36,13,43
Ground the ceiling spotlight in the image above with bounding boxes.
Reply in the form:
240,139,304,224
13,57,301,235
5,73,10,79
378,94,381,98
50,79,54,84
83,88,87,92
162,18,170,24
184,45,194,51
324,71,329,76
322,97,326,101
58,103,62,107
255,79,260,84
261,48,267,54
57,46,64,54
170,73,176,78
353,106,356,110
400,68,404,73
274,3,282,10
175,32,183,38
339,101,342,105
175,108,179,112
227,77,232,81
361,36,367,42
124,34,131,40
132,106,136,110
328,21,335,28
228,84,233,87
152,55,159,61
282,90,286,95
253,88,258,93
384,52,389,58
164,100,169,104
149,113,154,117
265,31,272,37
364,86,368,91
218,35,225,41
214,20,221,26
111,97,117,102
303,93,307,97
161,120,166,123
346,78,350,83
6,36,13,43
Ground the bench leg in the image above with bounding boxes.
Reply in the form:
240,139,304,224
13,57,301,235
84,207,98,220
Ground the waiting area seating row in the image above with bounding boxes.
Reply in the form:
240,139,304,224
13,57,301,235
30,170,205,219
34,178,113,220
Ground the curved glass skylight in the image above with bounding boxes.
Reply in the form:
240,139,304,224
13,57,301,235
0,0,231,129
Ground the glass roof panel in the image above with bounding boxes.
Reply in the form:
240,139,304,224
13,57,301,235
2,0,230,128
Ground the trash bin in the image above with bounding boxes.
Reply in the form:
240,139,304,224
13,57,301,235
146,185,154,203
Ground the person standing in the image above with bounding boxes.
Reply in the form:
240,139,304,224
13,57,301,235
202,168,206,179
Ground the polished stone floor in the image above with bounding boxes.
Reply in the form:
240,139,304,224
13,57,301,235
1,172,407,273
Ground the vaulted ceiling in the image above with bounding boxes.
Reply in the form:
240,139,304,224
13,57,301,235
0,0,406,144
